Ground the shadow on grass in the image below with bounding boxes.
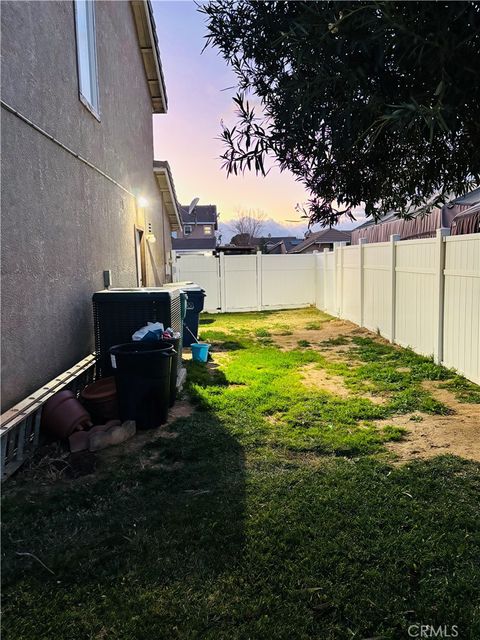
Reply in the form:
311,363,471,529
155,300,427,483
212,340,246,352
1,410,246,639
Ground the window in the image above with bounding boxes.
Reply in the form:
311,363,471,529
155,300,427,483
203,225,212,236
184,225,193,236
74,0,100,116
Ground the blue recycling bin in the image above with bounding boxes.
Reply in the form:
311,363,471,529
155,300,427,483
161,282,206,346
182,285,206,346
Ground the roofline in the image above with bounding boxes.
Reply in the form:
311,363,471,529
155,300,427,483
455,201,480,217
153,162,181,231
183,221,217,225
291,230,351,253
179,204,219,230
217,245,256,250
448,185,480,206
131,0,168,114
265,240,285,252
291,239,316,253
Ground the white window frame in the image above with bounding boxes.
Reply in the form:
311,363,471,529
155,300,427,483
74,0,100,119
203,225,213,236
184,224,193,236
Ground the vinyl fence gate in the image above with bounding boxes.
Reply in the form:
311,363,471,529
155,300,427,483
171,250,316,313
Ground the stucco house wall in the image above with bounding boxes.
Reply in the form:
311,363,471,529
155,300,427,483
1,0,173,410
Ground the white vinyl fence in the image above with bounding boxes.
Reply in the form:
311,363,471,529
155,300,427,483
315,231,480,385
172,232,480,385
172,251,316,313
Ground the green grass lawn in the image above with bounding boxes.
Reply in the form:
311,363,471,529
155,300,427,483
2,309,480,639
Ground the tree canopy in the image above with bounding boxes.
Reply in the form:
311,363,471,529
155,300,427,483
202,1,480,226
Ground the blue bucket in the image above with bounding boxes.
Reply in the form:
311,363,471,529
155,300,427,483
191,342,210,363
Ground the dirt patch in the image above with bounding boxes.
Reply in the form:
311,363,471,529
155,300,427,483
385,383,480,463
300,363,386,404
272,318,372,362
167,399,195,422
156,431,179,440
7,399,196,489
301,364,351,397
101,399,194,462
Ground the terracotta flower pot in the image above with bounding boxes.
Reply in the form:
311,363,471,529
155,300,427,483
41,390,92,440
80,377,118,424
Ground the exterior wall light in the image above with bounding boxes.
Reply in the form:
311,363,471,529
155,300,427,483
138,196,148,208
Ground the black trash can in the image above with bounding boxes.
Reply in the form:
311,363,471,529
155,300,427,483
109,341,175,428
183,286,206,347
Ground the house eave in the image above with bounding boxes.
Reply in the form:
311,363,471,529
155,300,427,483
154,165,181,231
131,0,168,114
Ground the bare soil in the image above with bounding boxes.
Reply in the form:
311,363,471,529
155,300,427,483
272,319,372,351
272,318,371,362
384,383,480,462
300,363,386,405
301,363,351,397
273,317,480,463
101,399,194,465
10,399,196,486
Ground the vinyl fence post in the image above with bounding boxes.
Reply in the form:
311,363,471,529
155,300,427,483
323,248,330,312
434,227,450,364
334,242,347,318
390,234,401,343
359,238,367,327
219,250,227,313
312,250,318,307
333,245,339,316
256,251,263,311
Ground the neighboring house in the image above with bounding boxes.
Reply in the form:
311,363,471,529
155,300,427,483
350,187,480,244
450,202,480,235
290,229,352,253
263,236,303,254
230,233,257,248
1,0,181,411
172,204,218,254
446,186,480,218
229,234,302,253
446,187,480,236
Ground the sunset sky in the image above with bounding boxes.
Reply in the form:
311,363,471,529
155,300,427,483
151,0,312,225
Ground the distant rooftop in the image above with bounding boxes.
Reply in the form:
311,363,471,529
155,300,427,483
172,237,217,250
290,228,351,253
449,186,480,206
180,204,218,227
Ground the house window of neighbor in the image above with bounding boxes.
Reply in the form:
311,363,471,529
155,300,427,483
74,0,100,116
184,225,193,236
203,226,212,236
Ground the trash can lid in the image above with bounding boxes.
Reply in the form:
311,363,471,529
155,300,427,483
163,282,205,293
109,342,174,356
